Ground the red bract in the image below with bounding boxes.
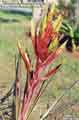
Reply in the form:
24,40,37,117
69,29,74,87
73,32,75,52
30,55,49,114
32,21,57,63
18,42,31,72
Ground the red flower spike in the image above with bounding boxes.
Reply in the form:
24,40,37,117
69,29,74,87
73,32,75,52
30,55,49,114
18,6,64,120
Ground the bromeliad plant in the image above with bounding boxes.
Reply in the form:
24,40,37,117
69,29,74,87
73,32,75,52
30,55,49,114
59,20,79,52
18,4,65,120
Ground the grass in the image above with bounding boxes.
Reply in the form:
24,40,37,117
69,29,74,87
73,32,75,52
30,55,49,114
0,11,31,95
0,10,79,119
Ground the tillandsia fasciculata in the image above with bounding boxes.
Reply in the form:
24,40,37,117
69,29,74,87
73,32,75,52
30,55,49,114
17,4,66,120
